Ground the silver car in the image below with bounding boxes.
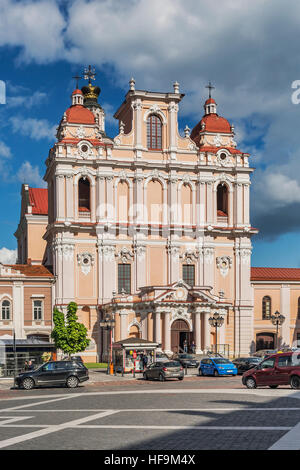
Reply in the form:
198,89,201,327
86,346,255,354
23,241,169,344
143,361,184,381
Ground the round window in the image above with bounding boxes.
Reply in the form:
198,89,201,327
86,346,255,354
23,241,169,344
81,144,89,153
220,153,227,161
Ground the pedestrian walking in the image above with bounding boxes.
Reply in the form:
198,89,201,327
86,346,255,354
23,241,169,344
191,340,196,354
183,339,188,353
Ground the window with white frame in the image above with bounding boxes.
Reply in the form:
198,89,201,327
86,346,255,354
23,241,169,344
1,300,11,320
33,300,43,321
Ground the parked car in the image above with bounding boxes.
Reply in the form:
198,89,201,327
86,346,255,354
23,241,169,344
174,354,199,368
242,352,300,389
143,361,184,381
232,357,262,375
70,356,84,363
155,352,171,362
253,349,276,359
15,360,89,390
198,357,237,376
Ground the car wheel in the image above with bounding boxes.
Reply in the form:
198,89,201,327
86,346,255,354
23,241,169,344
66,376,79,388
178,377,184,381
22,377,34,390
245,377,256,389
159,373,165,382
290,375,300,390
198,369,203,376
214,369,219,377
269,385,279,389
143,372,148,380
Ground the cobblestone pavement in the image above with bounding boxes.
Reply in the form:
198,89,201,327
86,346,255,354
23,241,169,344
0,378,299,450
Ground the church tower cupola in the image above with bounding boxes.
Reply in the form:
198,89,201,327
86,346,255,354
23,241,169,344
204,81,217,115
71,88,84,106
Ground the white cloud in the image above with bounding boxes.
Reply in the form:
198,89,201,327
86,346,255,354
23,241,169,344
17,161,46,187
6,91,48,109
0,141,11,159
0,0,65,63
10,117,56,141
0,247,17,264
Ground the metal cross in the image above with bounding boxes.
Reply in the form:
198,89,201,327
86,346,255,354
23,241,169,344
72,74,82,89
206,81,215,99
83,65,96,84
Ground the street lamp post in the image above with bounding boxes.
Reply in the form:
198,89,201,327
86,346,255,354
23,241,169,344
270,310,285,350
100,313,116,375
208,312,224,355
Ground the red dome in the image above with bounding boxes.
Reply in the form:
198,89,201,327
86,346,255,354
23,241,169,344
72,89,83,95
205,97,216,105
65,105,95,124
200,113,231,133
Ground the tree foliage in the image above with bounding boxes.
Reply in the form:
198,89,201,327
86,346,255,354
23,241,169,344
51,302,90,355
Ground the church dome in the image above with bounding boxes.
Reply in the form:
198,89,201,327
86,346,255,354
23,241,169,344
65,104,95,124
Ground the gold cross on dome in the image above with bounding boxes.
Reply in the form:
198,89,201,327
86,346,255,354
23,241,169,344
206,81,215,99
83,65,96,84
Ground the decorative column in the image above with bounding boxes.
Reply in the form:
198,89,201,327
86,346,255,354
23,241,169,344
133,173,144,224
56,174,65,221
119,309,128,341
106,175,114,223
155,309,162,346
96,175,105,222
203,311,211,351
194,309,202,354
65,174,74,222
164,310,171,354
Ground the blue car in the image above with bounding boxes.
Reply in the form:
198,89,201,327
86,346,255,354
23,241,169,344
198,357,237,376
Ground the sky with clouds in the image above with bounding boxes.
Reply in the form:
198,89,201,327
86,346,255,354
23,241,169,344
0,0,300,266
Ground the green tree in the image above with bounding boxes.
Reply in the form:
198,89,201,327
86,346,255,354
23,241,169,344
51,302,90,356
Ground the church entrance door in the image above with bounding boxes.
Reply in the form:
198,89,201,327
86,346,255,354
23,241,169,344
171,319,193,354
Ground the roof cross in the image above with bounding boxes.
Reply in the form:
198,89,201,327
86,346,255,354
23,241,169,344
83,65,96,84
206,81,215,99
72,74,82,89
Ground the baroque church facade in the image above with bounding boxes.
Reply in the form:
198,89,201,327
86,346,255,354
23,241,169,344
2,71,300,361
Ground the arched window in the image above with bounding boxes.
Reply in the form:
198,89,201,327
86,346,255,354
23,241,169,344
147,114,162,150
262,296,272,319
1,300,11,320
78,178,90,212
217,183,228,217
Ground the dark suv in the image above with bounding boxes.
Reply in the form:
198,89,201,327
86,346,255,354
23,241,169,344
16,360,89,390
242,352,300,389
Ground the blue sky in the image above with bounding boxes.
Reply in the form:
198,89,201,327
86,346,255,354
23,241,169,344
1,0,300,267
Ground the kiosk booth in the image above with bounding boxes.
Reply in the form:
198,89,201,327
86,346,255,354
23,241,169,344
112,338,159,373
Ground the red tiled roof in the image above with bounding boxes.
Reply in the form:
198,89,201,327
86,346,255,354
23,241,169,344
251,267,300,281
205,98,216,105
6,264,53,277
65,105,95,124
198,146,242,154
28,188,48,215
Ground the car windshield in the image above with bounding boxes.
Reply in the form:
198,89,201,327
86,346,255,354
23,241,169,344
213,358,231,364
180,355,194,359
163,362,181,367
249,358,261,362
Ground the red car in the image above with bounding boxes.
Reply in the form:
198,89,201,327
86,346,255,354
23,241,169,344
242,352,300,389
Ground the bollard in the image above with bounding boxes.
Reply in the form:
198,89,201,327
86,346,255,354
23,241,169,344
133,367,135,378
122,366,124,377
109,362,114,375
185,364,188,375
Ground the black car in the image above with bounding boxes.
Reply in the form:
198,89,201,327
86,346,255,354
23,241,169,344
15,360,89,390
174,354,199,368
232,357,262,375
